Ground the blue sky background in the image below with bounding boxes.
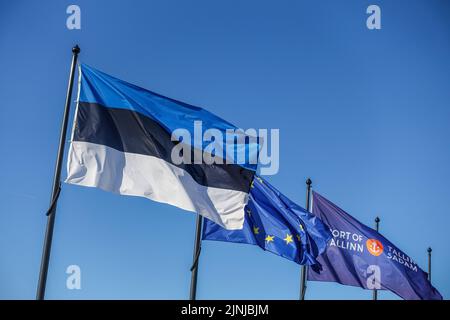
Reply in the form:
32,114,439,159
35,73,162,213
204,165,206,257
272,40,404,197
1,0,449,299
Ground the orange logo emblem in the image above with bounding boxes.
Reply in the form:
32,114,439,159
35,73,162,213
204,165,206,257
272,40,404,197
366,239,383,256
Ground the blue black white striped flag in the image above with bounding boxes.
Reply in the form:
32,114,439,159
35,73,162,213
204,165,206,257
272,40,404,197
66,64,260,230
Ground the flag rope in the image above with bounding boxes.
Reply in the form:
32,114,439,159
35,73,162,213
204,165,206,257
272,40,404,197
190,246,202,272
45,183,61,216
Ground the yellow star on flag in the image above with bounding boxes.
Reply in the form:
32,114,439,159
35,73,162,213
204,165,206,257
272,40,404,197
265,235,274,243
253,226,260,235
284,234,293,245
299,224,304,231
296,234,301,242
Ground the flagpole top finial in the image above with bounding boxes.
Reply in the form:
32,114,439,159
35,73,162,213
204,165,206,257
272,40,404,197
375,216,380,223
428,247,432,253
306,178,312,186
72,45,80,54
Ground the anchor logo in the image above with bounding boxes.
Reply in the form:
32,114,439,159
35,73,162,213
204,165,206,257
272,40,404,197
366,239,383,256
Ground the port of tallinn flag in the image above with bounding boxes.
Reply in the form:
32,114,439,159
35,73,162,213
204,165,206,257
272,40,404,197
65,64,260,230
308,191,442,300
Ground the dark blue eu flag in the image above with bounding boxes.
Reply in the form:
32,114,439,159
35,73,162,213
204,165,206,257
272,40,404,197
202,176,332,265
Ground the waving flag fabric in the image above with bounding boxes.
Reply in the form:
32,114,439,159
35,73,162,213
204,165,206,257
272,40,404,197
66,64,259,230
308,191,442,300
202,176,332,265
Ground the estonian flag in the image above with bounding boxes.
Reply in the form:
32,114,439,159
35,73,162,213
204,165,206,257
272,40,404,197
66,64,259,230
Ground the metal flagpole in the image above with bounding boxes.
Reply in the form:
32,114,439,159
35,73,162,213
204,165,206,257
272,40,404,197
427,247,432,282
299,178,312,300
189,213,204,300
372,216,380,300
36,45,80,300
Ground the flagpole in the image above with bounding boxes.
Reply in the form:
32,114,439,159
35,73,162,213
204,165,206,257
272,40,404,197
372,216,380,301
189,213,204,300
299,178,312,300
427,247,432,282
36,45,80,300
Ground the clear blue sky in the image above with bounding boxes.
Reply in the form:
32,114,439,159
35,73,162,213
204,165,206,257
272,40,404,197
1,0,449,299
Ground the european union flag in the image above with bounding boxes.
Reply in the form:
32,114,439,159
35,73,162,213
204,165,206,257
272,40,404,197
202,176,332,265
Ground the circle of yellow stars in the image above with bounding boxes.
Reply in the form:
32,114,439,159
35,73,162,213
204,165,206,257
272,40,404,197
247,176,304,248
248,207,303,246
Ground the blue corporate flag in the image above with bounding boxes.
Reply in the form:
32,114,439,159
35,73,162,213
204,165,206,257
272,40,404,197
202,176,332,265
66,64,260,230
308,191,442,300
